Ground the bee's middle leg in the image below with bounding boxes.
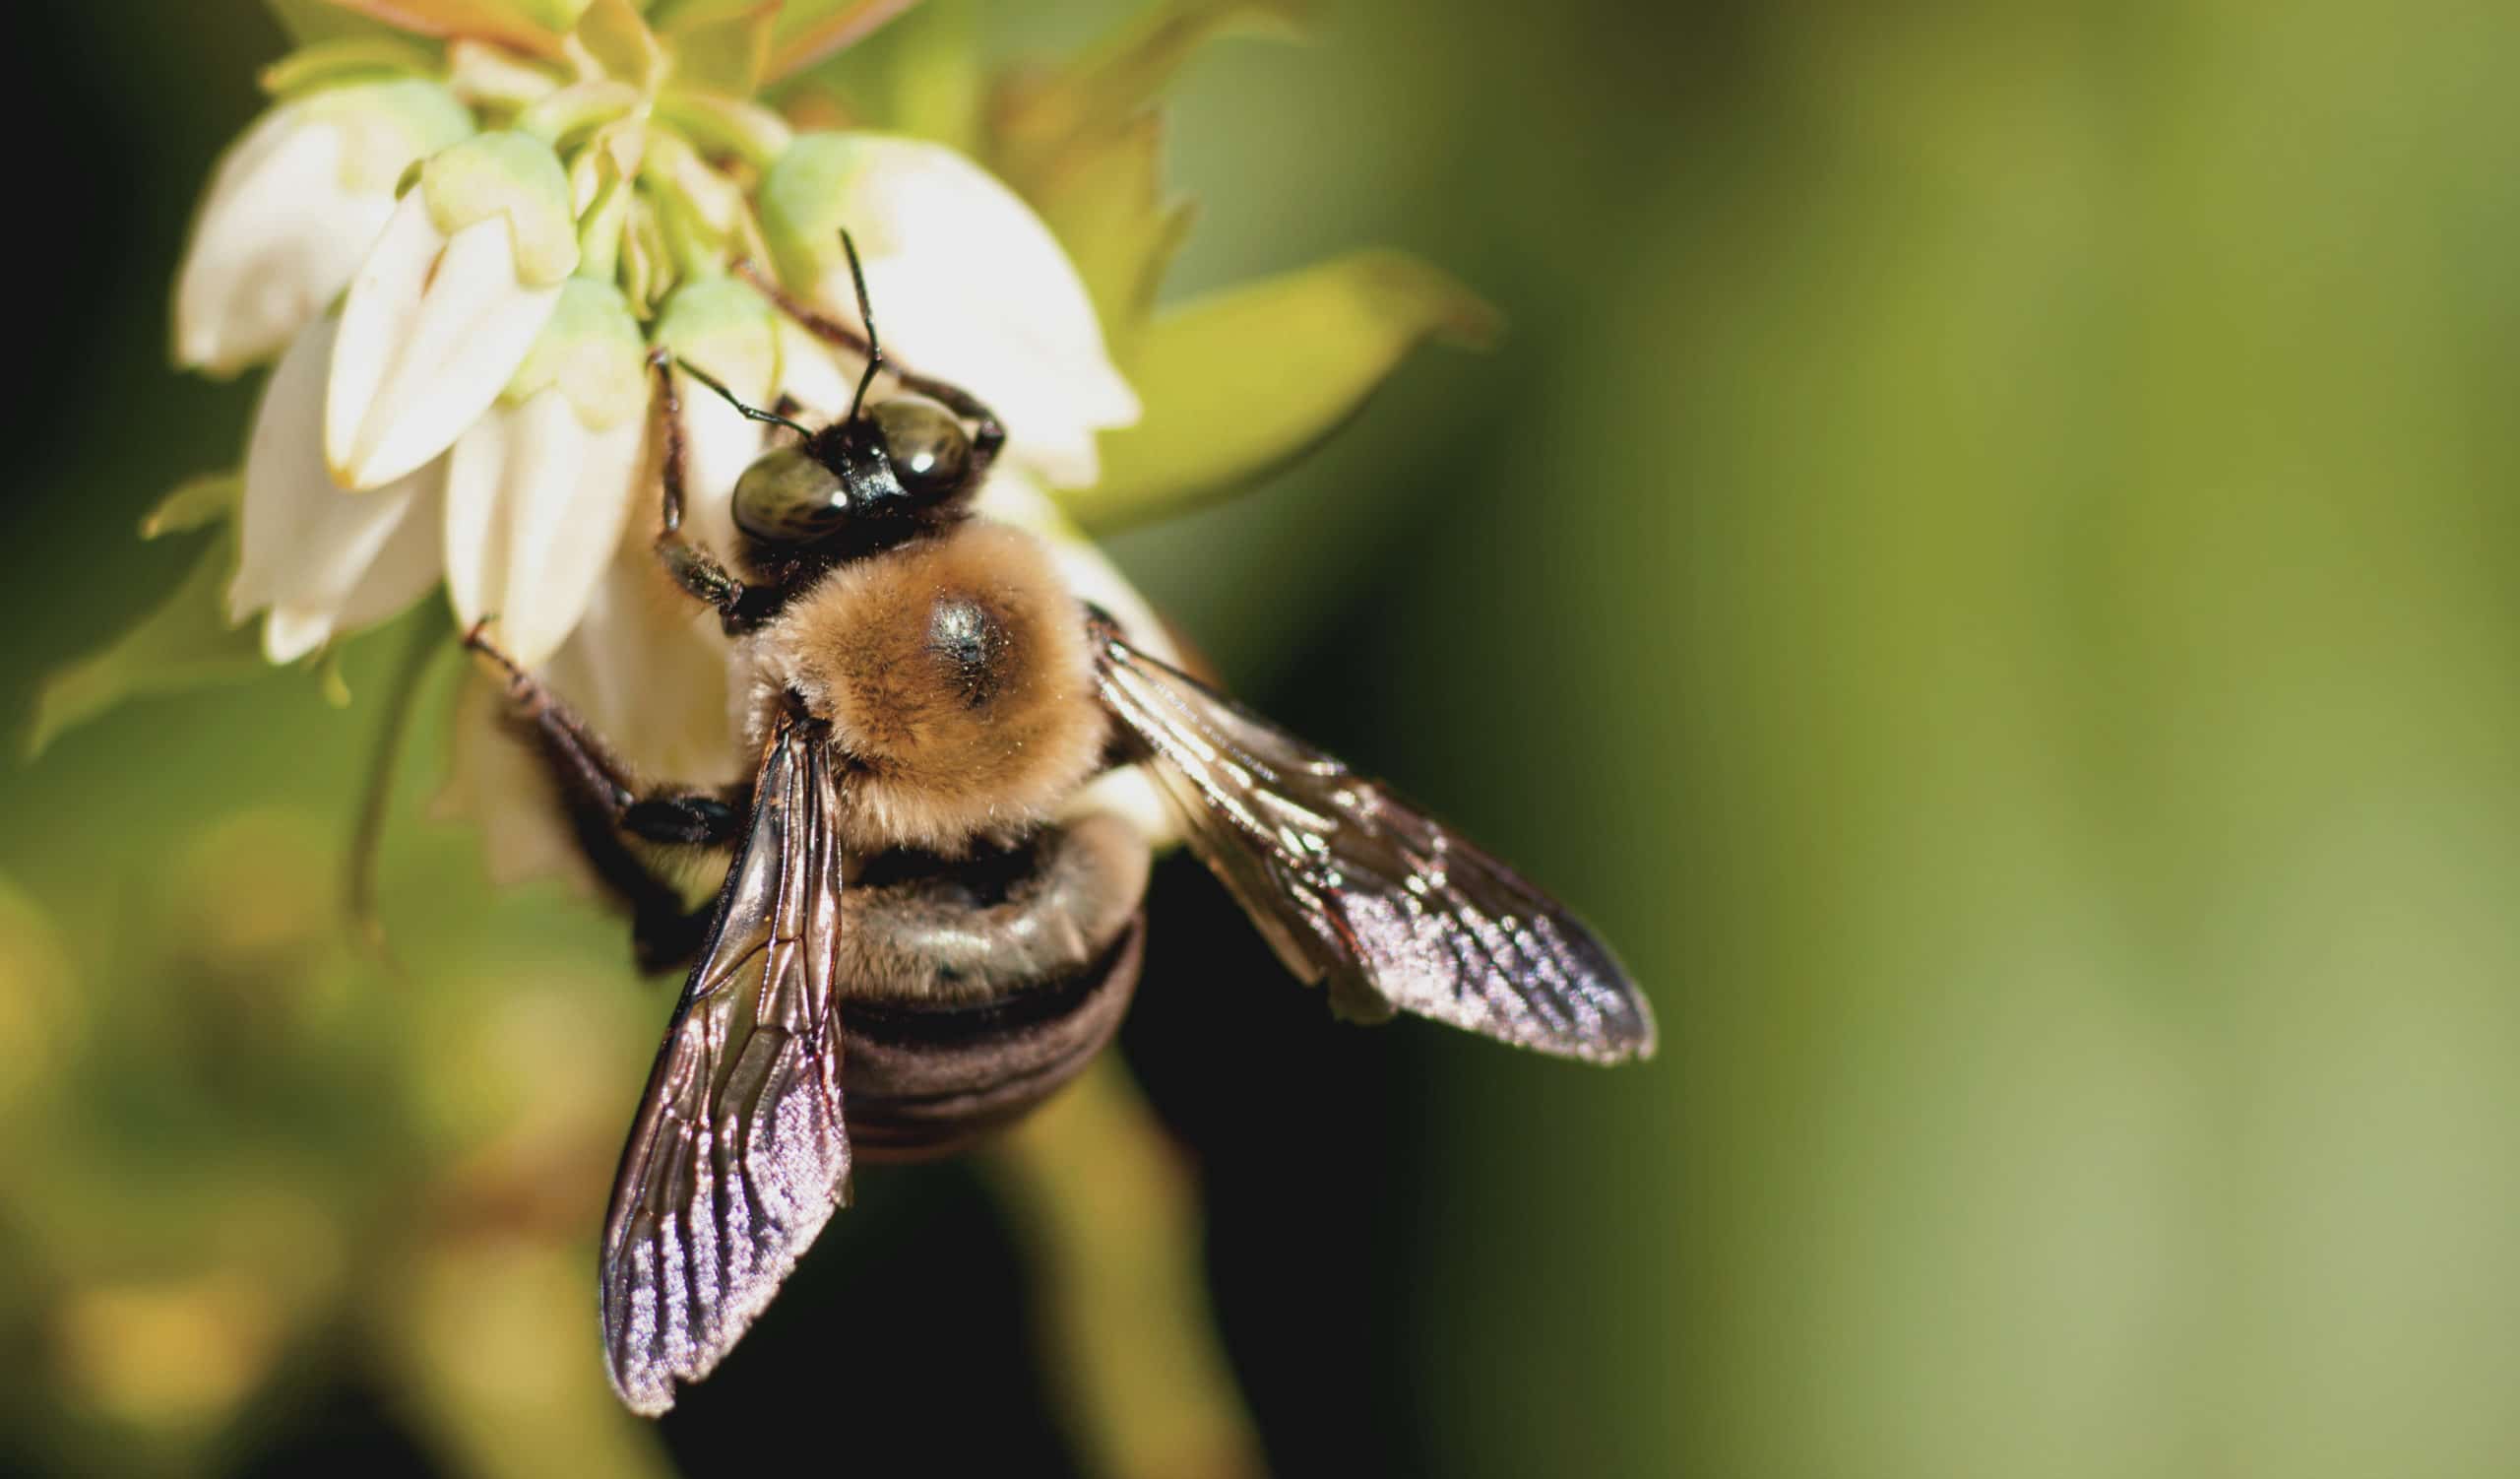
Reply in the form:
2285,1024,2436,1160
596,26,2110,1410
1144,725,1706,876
463,622,739,972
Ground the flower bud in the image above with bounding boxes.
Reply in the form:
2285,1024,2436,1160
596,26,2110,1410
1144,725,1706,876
174,79,473,377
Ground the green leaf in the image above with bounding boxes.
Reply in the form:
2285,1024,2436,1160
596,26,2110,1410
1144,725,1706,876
776,0,976,150
569,0,663,90
266,0,580,60
656,0,776,96
1015,109,1192,360
138,473,243,540
260,37,444,96
1066,251,1499,533
265,0,410,46
992,0,1309,187
764,0,929,85
26,529,262,762
985,0,1308,348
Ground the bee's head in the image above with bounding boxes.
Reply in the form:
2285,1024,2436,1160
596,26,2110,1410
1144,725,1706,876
729,395,976,547
721,229,1001,562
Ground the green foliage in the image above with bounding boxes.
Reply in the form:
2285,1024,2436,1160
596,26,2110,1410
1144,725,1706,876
265,0,410,45
18,2,1503,1467
267,0,591,56
765,0,931,81
776,0,980,147
652,1,777,96
25,479,259,762
1073,252,1497,531
259,37,444,96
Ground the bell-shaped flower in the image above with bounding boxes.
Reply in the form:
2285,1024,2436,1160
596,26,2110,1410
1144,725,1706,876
229,318,445,663
442,278,653,668
327,131,579,490
760,133,1140,489
174,78,473,378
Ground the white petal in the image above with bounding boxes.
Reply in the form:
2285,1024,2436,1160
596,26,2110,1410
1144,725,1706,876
176,116,397,376
545,554,744,790
673,372,770,560
809,140,1139,488
443,390,647,667
324,200,437,476
231,318,446,663
773,317,860,420
822,254,1134,489
329,203,563,489
329,474,451,634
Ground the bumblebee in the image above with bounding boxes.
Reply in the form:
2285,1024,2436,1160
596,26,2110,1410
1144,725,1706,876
465,239,1656,1415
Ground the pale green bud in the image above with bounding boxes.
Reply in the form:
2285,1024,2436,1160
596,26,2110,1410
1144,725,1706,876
505,278,649,430
418,130,581,288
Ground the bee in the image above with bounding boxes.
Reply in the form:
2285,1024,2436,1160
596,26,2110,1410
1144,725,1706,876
464,238,1657,1416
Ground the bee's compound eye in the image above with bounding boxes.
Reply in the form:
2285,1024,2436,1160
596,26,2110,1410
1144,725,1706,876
870,397,972,499
732,444,849,543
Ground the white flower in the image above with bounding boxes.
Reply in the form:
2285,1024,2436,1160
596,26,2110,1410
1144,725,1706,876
442,279,653,666
174,79,473,377
327,131,578,490
442,395,647,667
761,133,1140,489
232,272,649,673
229,317,444,663
210,110,1181,858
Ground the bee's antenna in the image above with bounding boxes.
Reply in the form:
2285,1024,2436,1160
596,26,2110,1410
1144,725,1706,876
841,228,883,422
667,353,816,439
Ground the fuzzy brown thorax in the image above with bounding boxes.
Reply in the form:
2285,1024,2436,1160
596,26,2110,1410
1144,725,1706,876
743,520,1106,853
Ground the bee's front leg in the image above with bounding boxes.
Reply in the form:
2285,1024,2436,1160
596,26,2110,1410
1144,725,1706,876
648,352,781,634
463,621,742,972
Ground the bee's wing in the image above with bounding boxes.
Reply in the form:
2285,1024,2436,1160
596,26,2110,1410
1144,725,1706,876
599,713,851,1416
1091,627,1656,1064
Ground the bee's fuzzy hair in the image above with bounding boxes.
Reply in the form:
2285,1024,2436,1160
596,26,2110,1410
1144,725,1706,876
747,521,1107,854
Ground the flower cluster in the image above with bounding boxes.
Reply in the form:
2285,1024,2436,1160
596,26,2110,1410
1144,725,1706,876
12,1,1502,1465
182,10,1166,826
209,109,1150,673
40,0,1496,868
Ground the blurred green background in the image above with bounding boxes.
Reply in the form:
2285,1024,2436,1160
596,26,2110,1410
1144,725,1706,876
13,1,2520,1475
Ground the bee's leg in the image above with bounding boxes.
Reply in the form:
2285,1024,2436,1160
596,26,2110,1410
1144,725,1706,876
463,622,744,971
560,802,717,975
464,621,742,847
649,352,779,634
733,260,1008,484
